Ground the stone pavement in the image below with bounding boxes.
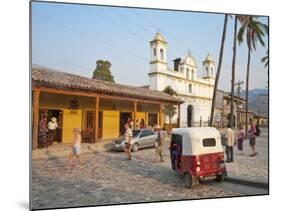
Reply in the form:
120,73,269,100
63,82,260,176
32,141,238,210
223,127,269,183
31,128,268,209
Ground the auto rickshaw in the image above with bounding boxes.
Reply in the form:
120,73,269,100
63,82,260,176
170,127,227,188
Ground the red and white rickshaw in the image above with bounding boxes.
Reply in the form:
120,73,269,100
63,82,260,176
170,127,227,188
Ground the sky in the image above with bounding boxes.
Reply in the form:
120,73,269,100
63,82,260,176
31,1,269,92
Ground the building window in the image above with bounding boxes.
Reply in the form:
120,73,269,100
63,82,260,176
189,84,192,93
192,70,195,80
160,48,164,60
153,48,156,56
211,67,214,76
186,68,189,79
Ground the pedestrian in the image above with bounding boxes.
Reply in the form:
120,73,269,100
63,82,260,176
140,118,145,129
171,143,178,169
127,117,134,129
155,125,164,162
47,117,58,145
135,119,139,129
256,121,261,136
39,116,48,148
249,118,257,157
67,128,84,168
237,126,245,154
225,124,235,162
124,123,133,160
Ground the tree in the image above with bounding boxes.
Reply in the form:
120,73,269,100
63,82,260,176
237,16,268,137
261,50,269,69
92,60,115,82
209,14,228,126
163,86,177,125
230,15,238,129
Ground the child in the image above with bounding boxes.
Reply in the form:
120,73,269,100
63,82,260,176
67,128,84,168
237,126,245,154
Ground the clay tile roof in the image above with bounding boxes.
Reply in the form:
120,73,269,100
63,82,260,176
32,66,184,104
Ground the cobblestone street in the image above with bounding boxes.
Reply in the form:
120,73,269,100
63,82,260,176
224,127,269,183
32,128,268,210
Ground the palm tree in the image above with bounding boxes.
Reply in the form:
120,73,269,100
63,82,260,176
209,14,228,127
261,50,269,68
229,15,238,129
163,86,177,125
237,16,268,137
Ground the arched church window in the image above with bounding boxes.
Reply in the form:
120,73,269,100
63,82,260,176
186,68,189,79
192,69,195,80
189,84,192,93
211,67,214,76
153,48,156,56
160,48,164,60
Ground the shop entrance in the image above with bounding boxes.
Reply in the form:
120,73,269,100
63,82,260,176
148,113,158,127
39,109,63,143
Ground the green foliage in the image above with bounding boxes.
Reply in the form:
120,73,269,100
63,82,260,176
237,16,268,51
261,50,269,69
163,86,177,123
92,60,115,82
163,85,177,96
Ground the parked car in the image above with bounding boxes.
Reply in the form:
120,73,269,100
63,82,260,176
112,128,157,152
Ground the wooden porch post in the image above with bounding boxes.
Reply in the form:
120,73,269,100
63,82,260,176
32,89,40,149
133,101,137,129
159,104,164,127
94,96,100,142
178,104,181,128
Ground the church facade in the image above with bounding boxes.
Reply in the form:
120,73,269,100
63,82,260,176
148,32,215,127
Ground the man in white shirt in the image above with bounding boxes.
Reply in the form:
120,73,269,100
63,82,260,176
47,117,58,144
225,124,235,162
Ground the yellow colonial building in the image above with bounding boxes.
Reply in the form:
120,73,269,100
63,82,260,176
32,66,183,149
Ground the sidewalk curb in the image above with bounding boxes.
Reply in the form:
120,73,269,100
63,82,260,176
225,177,269,189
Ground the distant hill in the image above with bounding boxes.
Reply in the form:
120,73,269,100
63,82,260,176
241,88,268,100
241,88,269,117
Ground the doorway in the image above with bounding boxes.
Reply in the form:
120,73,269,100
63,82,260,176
84,111,94,143
187,105,193,127
39,109,63,143
120,112,132,135
227,113,236,127
148,113,158,127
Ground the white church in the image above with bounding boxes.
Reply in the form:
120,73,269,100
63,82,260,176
148,32,215,127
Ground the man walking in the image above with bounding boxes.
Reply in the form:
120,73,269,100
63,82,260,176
124,123,133,160
225,124,235,162
155,125,164,162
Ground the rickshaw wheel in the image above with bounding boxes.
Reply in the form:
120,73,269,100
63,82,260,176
216,172,227,182
184,173,192,188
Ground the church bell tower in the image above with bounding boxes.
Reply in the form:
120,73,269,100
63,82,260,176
203,53,215,78
149,31,168,73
